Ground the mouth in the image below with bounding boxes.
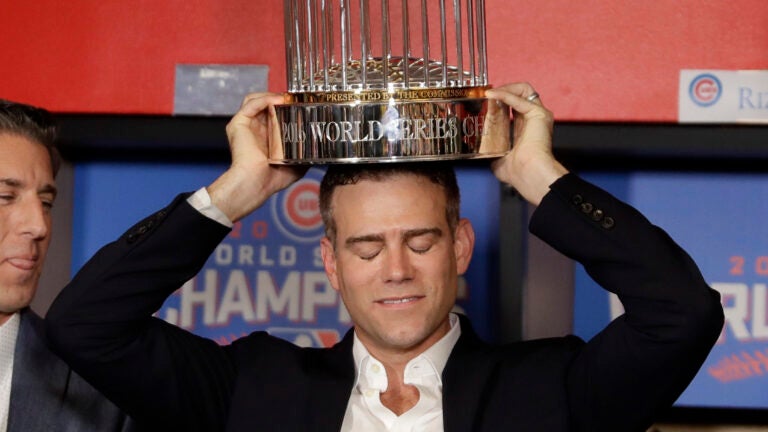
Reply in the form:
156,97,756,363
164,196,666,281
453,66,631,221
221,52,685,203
6,257,38,271
376,296,424,307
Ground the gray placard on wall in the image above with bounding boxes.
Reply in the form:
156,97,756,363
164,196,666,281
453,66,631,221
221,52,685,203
174,64,269,116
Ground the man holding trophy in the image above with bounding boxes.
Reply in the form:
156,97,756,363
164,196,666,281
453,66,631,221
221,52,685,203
47,1,722,430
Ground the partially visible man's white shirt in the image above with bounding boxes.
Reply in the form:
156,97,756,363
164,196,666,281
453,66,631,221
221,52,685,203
0,312,20,432
341,313,461,432
189,188,463,431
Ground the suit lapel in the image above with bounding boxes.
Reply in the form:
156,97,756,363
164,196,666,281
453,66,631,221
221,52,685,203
307,328,356,432
442,315,496,432
7,309,70,431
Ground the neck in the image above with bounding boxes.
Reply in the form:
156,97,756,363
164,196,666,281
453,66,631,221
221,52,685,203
379,363,421,415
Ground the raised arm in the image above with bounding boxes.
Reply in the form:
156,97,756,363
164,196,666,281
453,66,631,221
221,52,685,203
532,173,723,430
45,93,305,430
486,83,724,430
208,93,307,221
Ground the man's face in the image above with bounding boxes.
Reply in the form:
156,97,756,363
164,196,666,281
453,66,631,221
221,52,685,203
0,134,55,322
320,173,474,357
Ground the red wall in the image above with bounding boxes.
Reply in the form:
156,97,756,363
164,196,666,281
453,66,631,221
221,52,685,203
1,1,766,121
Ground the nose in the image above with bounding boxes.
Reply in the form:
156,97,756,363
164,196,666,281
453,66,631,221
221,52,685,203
383,246,414,283
18,199,50,240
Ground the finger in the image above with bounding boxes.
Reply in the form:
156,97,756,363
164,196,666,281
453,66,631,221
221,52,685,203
489,82,539,100
239,91,282,107
237,93,285,118
524,92,542,105
227,93,285,137
486,83,544,113
486,86,538,108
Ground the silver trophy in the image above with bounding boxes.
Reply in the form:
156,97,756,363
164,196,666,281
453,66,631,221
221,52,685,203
270,0,510,164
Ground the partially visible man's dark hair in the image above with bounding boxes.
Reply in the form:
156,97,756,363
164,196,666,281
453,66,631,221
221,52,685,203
0,99,61,177
319,162,461,244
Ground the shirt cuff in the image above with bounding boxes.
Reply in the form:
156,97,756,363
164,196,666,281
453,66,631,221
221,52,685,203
187,187,234,228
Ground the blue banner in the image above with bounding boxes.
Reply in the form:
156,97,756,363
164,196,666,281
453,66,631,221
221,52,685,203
72,162,501,347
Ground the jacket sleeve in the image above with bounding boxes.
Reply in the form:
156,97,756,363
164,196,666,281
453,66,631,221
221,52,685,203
529,174,724,432
46,193,236,431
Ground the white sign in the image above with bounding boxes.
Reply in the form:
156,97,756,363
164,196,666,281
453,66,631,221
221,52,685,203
173,64,269,116
679,70,768,124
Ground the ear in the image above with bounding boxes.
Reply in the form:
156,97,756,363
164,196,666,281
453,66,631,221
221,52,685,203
454,218,475,275
320,236,340,292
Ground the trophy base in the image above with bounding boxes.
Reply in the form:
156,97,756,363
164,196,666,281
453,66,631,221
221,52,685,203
269,87,510,164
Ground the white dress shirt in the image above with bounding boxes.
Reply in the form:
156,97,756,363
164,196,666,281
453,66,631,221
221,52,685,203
0,312,20,432
341,313,461,432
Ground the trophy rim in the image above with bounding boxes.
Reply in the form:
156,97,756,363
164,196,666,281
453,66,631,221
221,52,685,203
284,85,490,104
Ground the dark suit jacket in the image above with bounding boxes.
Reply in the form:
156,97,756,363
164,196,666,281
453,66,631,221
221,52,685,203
46,174,724,432
8,309,135,432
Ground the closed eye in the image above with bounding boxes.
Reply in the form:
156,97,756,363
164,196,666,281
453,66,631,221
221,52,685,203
0,179,22,201
408,242,432,254
346,237,384,261
359,250,381,260
40,192,56,212
353,244,383,260
405,228,441,254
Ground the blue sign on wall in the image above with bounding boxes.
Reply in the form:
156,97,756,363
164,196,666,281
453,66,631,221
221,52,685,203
72,162,501,347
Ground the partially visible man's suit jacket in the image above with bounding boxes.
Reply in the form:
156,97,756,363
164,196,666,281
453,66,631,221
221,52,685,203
8,309,135,432
46,174,724,432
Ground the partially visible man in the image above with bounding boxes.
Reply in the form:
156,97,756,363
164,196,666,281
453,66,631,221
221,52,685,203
0,99,136,431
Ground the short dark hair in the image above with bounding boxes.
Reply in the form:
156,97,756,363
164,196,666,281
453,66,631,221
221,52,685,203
319,162,461,244
0,99,61,177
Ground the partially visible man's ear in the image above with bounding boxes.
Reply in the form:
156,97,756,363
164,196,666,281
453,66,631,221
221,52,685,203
320,237,340,291
454,218,475,275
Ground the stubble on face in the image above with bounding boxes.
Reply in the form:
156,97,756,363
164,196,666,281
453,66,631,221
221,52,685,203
321,174,465,359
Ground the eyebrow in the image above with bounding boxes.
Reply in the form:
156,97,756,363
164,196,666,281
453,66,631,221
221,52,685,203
403,227,443,241
345,234,384,247
344,227,443,247
0,178,21,188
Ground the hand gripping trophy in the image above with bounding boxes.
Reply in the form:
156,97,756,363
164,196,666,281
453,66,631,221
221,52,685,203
270,0,510,163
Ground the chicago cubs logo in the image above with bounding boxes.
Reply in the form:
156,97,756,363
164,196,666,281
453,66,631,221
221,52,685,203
270,167,326,243
689,73,722,107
